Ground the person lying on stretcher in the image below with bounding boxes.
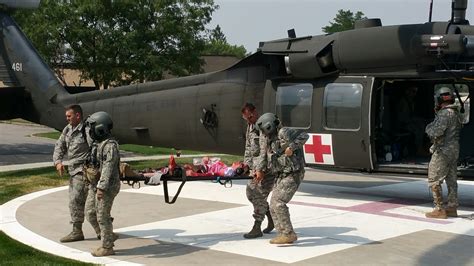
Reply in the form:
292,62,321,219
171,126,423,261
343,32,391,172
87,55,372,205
183,156,249,177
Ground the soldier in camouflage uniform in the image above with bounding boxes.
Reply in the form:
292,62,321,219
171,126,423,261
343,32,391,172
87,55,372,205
86,111,121,257
53,104,100,242
241,103,275,239
255,113,309,244
425,87,462,219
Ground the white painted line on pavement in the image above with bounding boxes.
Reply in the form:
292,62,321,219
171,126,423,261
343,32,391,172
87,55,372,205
0,186,142,266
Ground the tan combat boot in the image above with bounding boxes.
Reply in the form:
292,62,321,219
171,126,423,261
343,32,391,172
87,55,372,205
269,232,297,244
445,207,458,217
243,221,263,239
262,210,274,234
425,208,448,219
425,185,447,219
60,223,84,243
91,247,115,257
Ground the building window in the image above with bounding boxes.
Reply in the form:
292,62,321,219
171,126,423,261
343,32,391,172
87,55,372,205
324,83,363,130
276,83,313,128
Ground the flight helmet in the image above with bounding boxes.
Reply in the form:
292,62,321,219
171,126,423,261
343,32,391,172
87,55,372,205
256,112,280,136
435,86,455,106
85,111,113,141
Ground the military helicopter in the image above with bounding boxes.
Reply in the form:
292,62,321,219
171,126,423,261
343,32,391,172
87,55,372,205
1,0,474,176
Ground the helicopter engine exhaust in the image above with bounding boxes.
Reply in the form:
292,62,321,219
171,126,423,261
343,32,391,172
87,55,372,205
452,0,469,25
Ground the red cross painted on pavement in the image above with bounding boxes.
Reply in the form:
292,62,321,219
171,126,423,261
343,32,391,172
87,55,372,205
304,135,332,163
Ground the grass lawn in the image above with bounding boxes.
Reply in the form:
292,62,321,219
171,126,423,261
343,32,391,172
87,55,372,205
0,231,91,265
0,156,242,264
0,167,67,205
33,131,203,156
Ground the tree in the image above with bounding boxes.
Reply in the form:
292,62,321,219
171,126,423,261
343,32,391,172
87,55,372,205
203,24,247,59
322,9,367,34
13,0,218,89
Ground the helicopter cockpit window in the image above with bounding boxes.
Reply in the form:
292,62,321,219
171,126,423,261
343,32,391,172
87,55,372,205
275,83,313,128
324,83,363,130
434,84,470,124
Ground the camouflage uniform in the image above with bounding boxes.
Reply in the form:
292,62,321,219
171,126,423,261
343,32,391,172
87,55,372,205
245,123,275,222
53,122,98,228
95,138,121,249
256,127,309,236
425,104,462,209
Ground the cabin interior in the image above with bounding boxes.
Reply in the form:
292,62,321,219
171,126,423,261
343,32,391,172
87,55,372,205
373,79,471,171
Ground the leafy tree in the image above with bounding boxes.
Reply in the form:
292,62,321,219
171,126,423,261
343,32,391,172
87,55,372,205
13,0,217,89
203,24,247,59
209,24,226,43
322,9,367,34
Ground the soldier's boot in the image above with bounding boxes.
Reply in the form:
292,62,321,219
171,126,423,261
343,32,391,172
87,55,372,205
425,208,447,219
91,247,115,257
60,223,85,243
262,210,274,234
425,186,447,219
269,232,297,244
243,220,263,239
445,207,458,217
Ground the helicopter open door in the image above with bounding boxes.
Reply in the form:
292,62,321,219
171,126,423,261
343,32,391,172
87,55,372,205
311,76,375,171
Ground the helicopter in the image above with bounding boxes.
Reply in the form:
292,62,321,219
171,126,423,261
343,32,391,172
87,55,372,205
1,0,474,177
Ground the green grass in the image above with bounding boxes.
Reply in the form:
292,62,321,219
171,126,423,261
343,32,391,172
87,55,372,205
34,131,61,140
120,144,203,156
0,167,68,205
0,231,92,265
33,131,203,156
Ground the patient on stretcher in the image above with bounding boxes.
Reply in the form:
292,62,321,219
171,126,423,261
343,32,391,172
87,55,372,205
183,156,249,177
119,156,249,187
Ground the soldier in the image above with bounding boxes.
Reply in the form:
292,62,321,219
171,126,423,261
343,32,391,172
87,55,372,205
85,111,121,256
255,113,309,244
53,104,100,242
241,103,274,239
425,87,462,219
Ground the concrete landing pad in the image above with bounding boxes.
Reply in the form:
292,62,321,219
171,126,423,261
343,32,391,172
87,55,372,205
1,170,473,265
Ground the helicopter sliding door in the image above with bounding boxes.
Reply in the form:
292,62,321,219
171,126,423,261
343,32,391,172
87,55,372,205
312,76,374,171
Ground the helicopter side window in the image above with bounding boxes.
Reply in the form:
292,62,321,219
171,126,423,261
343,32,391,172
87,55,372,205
434,84,470,124
275,83,313,128
324,83,363,130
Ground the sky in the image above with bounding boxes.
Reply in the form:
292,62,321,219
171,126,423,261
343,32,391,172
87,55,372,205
209,0,474,53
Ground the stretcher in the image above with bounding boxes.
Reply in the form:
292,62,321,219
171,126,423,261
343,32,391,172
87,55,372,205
119,170,252,204
119,157,253,204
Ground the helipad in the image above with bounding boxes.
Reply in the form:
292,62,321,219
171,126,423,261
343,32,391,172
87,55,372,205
1,169,473,265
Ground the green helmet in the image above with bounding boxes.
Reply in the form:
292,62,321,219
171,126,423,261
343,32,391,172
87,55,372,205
435,86,454,105
256,113,280,136
86,111,113,141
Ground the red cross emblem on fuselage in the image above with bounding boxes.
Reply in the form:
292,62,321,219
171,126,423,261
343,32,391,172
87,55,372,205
303,134,334,165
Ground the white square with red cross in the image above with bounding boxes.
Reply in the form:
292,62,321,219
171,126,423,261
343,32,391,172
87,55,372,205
303,133,334,165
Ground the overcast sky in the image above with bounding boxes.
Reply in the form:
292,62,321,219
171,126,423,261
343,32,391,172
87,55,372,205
210,0,474,53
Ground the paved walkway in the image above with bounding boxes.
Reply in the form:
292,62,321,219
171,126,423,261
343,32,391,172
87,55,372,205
1,168,473,265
